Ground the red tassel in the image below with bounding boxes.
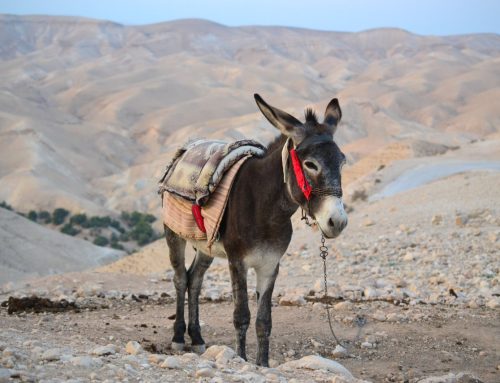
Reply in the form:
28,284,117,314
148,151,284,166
192,204,207,233
290,149,312,200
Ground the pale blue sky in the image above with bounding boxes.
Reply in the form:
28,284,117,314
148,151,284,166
1,0,499,35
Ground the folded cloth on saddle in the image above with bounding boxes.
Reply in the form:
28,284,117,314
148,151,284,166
161,156,249,247
158,139,266,206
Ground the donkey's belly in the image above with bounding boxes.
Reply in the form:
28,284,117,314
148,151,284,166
187,239,227,258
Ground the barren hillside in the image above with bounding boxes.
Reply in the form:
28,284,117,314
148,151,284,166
0,15,499,215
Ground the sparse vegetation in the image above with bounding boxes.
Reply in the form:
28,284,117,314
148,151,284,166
52,208,70,225
39,211,52,224
28,211,38,221
1,203,160,253
93,236,109,247
351,189,368,202
0,201,13,210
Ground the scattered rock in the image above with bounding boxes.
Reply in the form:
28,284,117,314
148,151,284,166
279,355,354,379
386,313,399,322
310,339,324,349
331,345,348,358
362,218,375,227
455,214,467,227
363,287,380,298
160,356,181,369
125,341,142,355
431,215,442,225
279,294,306,306
70,356,102,368
195,367,215,378
371,310,387,321
418,372,484,383
40,348,63,362
91,344,116,356
333,301,353,310
486,298,499,309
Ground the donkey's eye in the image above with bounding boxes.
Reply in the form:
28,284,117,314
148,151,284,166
304,161,318,171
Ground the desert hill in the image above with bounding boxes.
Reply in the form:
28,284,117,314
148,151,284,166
0,207,124,285
0,15,499,215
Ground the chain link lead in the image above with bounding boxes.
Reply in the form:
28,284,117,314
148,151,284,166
320,233,345,347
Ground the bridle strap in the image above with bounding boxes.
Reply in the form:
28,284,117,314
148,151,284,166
290,148,312,200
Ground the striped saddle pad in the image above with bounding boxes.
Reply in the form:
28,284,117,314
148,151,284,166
159,139,265,247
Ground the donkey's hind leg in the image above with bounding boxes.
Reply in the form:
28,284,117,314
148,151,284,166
164,225,187,351
187,250,214,353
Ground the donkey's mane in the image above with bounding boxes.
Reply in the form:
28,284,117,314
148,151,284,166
265,134,288,157
304,108,318,123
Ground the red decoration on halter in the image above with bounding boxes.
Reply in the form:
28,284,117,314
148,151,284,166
290,148,312,200
192,204,207,233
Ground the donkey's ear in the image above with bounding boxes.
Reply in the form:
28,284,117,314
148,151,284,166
254,94,305,141
323,98,342,135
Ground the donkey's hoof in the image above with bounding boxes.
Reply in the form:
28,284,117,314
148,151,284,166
191,344,206,354
171,342,185,352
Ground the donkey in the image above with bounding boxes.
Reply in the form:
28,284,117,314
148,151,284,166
164,94,347,367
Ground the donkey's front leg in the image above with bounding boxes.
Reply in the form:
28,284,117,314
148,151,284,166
228,259,250,360
255,259,280,367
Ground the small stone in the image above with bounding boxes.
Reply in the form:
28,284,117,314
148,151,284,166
310,339,323,349
363,219,375,227
331,345,348,358
279,295,306,306
486,298,499,309
364,287,380,298
371,311,387,321
386,313,399,322
160,356,181,369
403,252,415,262
431,215,442,225
125,341,142,355
148,354,166,365
488,232,498,243
333,301,353,310
269,359,279,368
91,344,116,356
40,348,62,361
361,342,373,349
455,214,467,227
0,368,12,380
71,356,102,368
279,355,353,378
195,367,215,378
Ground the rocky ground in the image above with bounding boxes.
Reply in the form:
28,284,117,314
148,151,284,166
1,171,499,382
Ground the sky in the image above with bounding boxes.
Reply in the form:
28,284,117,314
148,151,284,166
1,0,499,36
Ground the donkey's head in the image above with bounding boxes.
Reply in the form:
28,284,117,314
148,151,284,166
255,94,348,238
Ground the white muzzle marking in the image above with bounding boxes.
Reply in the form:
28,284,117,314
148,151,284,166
315,196,348,238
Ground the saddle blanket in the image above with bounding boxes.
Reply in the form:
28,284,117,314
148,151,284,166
161,156,248,247
158,138,265,206
159,138,265,248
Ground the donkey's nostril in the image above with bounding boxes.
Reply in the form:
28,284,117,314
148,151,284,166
328,218,335,228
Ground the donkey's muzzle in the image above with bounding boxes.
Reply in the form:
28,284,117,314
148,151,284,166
315,196,348,238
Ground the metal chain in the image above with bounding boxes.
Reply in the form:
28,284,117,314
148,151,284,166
319,234,345,347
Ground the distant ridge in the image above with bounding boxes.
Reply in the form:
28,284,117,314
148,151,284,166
0,14,498,215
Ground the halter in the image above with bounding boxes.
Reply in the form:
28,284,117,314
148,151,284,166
283,134,338,202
